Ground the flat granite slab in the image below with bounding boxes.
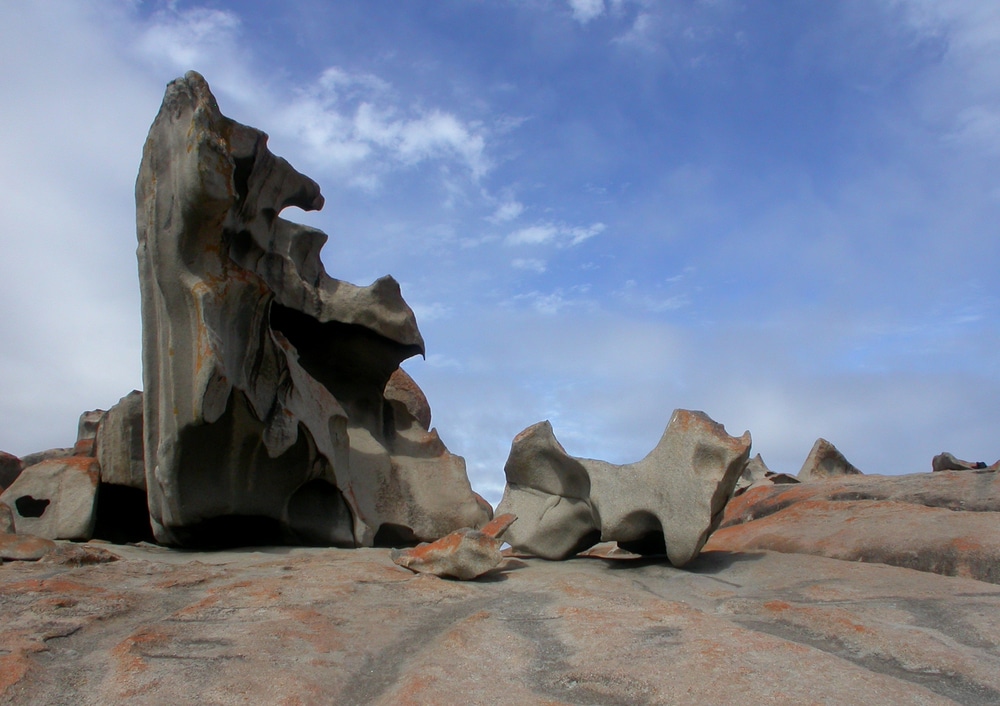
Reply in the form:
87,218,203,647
2,542,999,705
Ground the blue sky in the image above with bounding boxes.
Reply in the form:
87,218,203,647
2,1,998,505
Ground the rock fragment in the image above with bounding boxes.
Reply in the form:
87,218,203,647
797,438,862,481
496,409,751,567
391,514,516,580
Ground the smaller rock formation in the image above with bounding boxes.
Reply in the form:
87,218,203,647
74,409,105,456
797,438,862,480
96,391,146,490
496,409,751,567
0,457,100,540
932,451,996,472
391,513,516,580
734,454,800,496
0,451,22,490
0,502,13,534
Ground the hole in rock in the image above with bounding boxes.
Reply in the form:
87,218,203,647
92,484,156,545
373,523,421,548
618,532,667,557
14,495,50,518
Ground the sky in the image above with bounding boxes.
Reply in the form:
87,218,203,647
1,0,999,507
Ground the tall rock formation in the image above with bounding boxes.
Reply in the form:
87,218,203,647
136,71,488,547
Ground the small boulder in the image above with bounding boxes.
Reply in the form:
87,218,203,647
798,438,862,481
0,532,58,561
0,451,22,490
391,513,516,580
0,457,100,540
932,452,988,473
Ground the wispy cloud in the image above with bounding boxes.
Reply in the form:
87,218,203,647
505,221,605,247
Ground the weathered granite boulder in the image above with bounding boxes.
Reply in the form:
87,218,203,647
496,409,751,567
136,72,487,547
96,391,146,490
0,457,100,540
391,513,516,580
932,451,994,472
797,438,862,480
0,451,22,490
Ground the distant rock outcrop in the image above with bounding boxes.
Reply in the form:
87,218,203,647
710,468,1000,583
135,71,487,547
797,438,862,480
496,409,750,567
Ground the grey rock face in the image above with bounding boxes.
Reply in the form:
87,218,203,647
96,391,146,490
798,438,863,481
136,72,487,547
0,457,100,540
496,409,751,567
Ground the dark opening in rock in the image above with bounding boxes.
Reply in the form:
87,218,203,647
373,523,421,548
92,484,156,545
14,495,50,518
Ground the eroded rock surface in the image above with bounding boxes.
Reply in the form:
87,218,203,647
709,469,1000,583
497,409,750,566
2,542,1000,705
136,71,487,547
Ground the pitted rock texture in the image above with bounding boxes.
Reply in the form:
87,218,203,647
0,457,100,540
496,409,750,566
709,469,1000,583
2,542,1000,705
136,71,487,547
797,437,863,480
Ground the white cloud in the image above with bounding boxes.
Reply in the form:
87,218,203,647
568,0,606,24
489,200,525,223
505,221,605,247
507,224,560,246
